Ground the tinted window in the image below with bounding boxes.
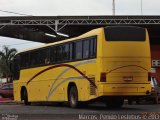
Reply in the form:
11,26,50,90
56,46,63,62
69,43,73,60
105,26,146,41
62,44,70,61
30,51,39,66
90,37,97,58
50,47,57,63
17,36,97,70
39,48,50,65
20,54,24,68
74,41,82,60
83,40,89,59
20,53,29,68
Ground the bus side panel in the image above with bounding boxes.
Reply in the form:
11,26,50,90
13,81,23,102
14,59,97,102
63,61,97,102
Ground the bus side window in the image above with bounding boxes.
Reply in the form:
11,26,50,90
83,39,90,59
39,49,43,65
56,46,63,62
50,46,56,63
20,53,29,68
69,43,73,60
62,43,70,61
90,37,97,58
39,48,50,65
30,51,39,66
35,51,40,66
25,53,30,67
45,48,50,64
20,54,24,68
74,41,82,60
30,52,34,66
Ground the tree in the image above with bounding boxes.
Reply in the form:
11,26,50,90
0,46,17,83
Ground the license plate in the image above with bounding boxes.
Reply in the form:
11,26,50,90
123,76,133,81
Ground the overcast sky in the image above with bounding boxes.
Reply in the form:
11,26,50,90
0,0,160,51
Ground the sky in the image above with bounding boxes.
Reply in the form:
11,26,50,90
0,0,160,51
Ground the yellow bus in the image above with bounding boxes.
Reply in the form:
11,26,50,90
12,26,151,108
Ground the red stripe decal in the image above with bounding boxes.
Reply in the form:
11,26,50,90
26,64,97,88
106,65,148,74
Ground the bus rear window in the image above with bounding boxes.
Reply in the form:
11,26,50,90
105,26,146,41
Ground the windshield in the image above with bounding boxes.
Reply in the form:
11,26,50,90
105,26,146,41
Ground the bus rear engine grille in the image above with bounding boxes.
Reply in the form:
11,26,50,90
90,78,96,95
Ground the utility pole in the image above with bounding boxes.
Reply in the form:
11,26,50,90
113,0,115,15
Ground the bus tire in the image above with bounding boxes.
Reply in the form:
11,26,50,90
68,86,79,108
23,89,31,106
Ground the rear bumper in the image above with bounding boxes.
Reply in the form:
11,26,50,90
98,83,151,96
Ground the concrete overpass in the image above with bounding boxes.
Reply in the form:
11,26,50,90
0,15,160,80
0,16,160,44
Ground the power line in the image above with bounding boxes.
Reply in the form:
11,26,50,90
0,9,32,16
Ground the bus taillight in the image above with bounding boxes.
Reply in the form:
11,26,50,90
148,72,151,81
100,72,106,82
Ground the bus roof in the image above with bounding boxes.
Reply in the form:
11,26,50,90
16,27,103,54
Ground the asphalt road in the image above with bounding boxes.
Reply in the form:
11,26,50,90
0,103,160,120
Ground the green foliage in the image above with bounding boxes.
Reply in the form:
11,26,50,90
0,46,17,80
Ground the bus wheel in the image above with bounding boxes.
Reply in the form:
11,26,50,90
68,86,79,108
23,89,31,106
105,97,124,108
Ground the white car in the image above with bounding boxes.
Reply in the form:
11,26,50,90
128,77,160,104
150,77,160,104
